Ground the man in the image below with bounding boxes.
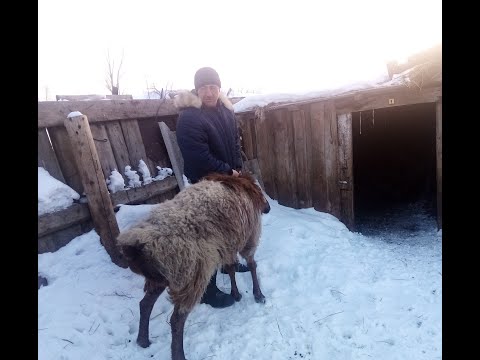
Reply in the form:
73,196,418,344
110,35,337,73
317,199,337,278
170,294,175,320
175,67,249,308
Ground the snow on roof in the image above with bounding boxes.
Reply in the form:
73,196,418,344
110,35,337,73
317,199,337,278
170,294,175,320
233,66,440,114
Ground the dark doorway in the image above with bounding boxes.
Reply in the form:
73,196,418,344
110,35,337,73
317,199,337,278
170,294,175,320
352,103,437,234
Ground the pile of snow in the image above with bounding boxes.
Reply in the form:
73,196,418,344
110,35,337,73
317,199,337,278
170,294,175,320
154,166,173,181
106,170,125,193
138,160,153,185
182,174,191,189
38,167,80,216
124,166,142,188
233,76,391,113
67,111,83,118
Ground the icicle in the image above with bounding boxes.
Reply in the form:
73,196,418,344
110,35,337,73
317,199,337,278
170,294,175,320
359,111,362,135
372,108,375,127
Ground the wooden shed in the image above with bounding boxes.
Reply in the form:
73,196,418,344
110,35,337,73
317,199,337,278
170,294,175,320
37,46,441,259
235,55,442,231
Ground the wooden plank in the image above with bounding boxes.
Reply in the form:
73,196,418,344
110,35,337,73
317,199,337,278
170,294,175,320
334,86,441,114
38,176,177,237
252,85,442,115
38,99,178,128
301,105,313,208
38,203,91,237
143,189,177,205
239,115,255,160
38,128,65,183
292,109,311,208
272,109,298,208
248,116,258,159
337,113,355,230
243,158,265,191
140,116,180,177
90,123,119,180
64,114,127,268
48,126,84,194
310,102,327,211
138,117,176,171
159,122,185,191
56,94,133,101
104,121,132,175
254,108,277,200
325,101,341,218
111,176,178,205
120,119,150,174
38,221,94,254
436,99,442,229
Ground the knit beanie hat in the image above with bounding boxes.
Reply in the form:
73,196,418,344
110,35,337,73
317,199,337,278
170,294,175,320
194,67,221,90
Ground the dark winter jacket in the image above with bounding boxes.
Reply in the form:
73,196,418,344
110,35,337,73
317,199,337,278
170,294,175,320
175,91,243,184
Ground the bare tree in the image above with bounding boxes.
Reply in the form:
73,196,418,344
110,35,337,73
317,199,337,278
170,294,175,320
146,81,175,99
105,50,124,95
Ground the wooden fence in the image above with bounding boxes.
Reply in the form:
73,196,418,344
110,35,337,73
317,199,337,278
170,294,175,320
38,83,442,257
38,99,181,256
236,84,442,229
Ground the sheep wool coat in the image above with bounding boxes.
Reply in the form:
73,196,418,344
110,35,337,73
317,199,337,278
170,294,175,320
175,91,243,183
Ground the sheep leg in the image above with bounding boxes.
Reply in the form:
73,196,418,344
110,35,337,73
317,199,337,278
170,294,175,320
224,264,242,301
170,305,189,360
246,256,266,304
137,280,165,348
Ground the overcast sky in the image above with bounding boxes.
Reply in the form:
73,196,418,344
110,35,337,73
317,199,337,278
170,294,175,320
38,0,442,99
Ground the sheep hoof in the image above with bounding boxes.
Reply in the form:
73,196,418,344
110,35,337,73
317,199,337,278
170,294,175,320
137,337,151,348
232,293,242,302
255,295,266,304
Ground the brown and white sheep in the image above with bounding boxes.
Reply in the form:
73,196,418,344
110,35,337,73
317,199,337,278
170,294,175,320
117,172,270,360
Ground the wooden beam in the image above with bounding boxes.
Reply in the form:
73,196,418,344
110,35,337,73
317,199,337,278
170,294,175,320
48,127,84,194
243,159,265,191
38,128,65,183
64,114,127,268
334,86,441,114
337,113,355,230
238,115,255,160
37,177,178,238
272,109,298,208
90,123,119,180
310,102,327,211
104,121,132,175
38,203,91,237
324,100,341,218
159,122,185,191
237,85,442,115
292,109,311,208
436,99,442,230
111,174,178,205
56,94,133,101
121,119,150,173
38,222,93,254
254,108,277,200
38,99,178,128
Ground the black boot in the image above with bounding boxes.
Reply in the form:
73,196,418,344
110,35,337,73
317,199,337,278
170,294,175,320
200,271,235,308
220,262,250,274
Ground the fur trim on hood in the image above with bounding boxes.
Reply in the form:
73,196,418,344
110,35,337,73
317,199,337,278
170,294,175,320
174,91,234,111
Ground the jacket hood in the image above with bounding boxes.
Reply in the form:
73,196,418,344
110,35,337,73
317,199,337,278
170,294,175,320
174,91,234,111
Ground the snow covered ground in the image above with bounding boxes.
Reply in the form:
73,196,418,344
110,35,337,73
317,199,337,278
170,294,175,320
38,197,441,360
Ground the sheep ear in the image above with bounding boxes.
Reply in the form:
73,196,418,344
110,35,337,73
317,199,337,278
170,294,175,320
121,242,145,260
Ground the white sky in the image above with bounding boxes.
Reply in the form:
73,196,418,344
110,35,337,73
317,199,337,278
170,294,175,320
39,190,442,359
38,0,441,99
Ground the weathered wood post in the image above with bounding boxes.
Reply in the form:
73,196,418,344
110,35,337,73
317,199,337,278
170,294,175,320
64,112,127,268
